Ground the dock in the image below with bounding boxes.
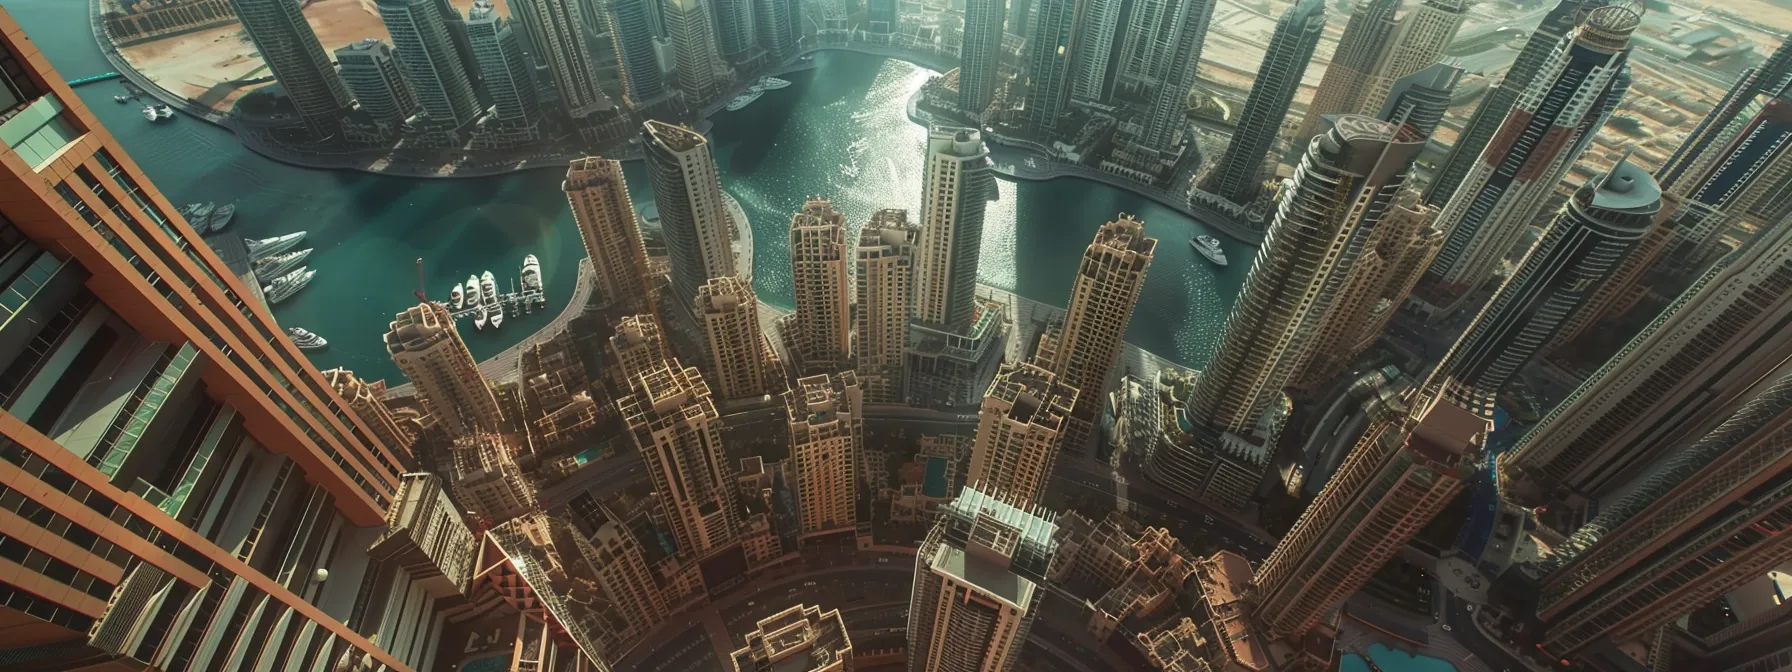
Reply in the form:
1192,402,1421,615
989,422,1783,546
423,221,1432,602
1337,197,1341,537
448,287,547,322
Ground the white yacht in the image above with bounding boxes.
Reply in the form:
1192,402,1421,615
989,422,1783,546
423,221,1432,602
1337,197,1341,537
247,231,306,260
758,77,791,90
287,327,327,350
262,267,315,304
481,271,501,329
726,90,765,112
521,254,541,291
1190,234,1228,267
253,248,311,279
451,283,464,309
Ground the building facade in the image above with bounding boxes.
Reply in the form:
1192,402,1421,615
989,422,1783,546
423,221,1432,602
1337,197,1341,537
787,372,863,540
513,0,613,119
855,209,919,403
665,0,726,105
1019,0,1079,138
229,0,353,135
377,0,484,128
914,126,997,329
610,313,669,389
566,156,656,314
335,38,418,125
608,0,668,105
1356,0,1466,122
620,359,742,557
968,361,1078,507
385,301,504,436
1200,0,1325,205
907,485,1059,672
1290,0,1399,148
644,120,738,303
1295,199,1443,390
732,604,855,671
789,199,852,374
467,0,542,134
1036,215,1155,455
325,367,419,458
956,0,1006,118
698,275,781,400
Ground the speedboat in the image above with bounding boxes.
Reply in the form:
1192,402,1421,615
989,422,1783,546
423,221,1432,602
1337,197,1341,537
155,104,174,119
262,267,315,304
521,254,541,291
481,271,500,329
252,247,311,279
141,104,159,121
287,327,327,350
758,77,791,90
1191,234,1228,267
206,203,235,232
451,283,464,309
113,94,130,104
726,90,764,112
247,231,306,259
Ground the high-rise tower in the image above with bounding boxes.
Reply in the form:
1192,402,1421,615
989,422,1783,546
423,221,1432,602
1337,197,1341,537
1131,0,1216,151
1291,0,1400,148
1657,37,1792,193
1376,60,1464,140
565,156,655,315
1020,0,1080,138
789,199,852,374
467,0,542,130
1357,0,1465,122
956,0,1007,119
644,120,738,303
754,0,800,59
1036,215,1156,455
513,0,613,119
914,127,997,329
386,302,505,437
1425,0,1608,207
325,367,419,458
1189,116,1425,436
967,362,1078,507
1201,0,1326,205
609,0,668,104
1295,198,1444,390
1068,0,1124,105
1500,217,1792,506
229,0,353,136
0,20,446,669
378,0,483,128
619,360,741,556
786,372,863,540
335,38,417,125
698,276,780,400
907,485,1059,672
1421,4,1636,300
856,209,919,403
610,313,670,387
1535,372,1792,661
714,0,758,64
665,0,726,105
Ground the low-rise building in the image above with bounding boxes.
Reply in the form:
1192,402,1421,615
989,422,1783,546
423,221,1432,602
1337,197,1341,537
731,603,855,671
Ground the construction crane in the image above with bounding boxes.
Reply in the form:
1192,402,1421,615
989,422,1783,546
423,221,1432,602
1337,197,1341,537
414,258,428,303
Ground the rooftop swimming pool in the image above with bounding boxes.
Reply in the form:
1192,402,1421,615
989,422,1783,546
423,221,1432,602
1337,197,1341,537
1341,643,1459,672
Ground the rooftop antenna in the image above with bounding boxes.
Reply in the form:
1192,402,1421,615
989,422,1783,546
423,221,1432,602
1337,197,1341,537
414,258,428,303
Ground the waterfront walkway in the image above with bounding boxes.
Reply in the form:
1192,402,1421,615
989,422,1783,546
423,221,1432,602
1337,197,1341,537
383,258,594,399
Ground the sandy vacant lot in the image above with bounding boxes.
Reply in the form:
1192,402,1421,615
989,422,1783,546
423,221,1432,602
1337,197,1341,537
120,0,505,112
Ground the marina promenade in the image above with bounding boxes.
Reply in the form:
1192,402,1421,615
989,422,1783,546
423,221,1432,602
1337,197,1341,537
384,259,595,399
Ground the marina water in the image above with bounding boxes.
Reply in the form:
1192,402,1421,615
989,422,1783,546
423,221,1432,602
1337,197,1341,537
10,0,1247,384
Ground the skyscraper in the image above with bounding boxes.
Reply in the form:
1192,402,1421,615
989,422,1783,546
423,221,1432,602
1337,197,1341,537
1357,0,1465,121
789,199,852,374
619,359,741,556
732,604,855,671
1376,60,1464,140
665,0,726,104
610,313,669,387
786,372,863,540
1429,159,1659,402
0,20,441,668
1657,37,1792,193
1295,199,1444,390
914,126,997,329
450,432,537,520
1421,4,1636,300
335,38,418,125
1036,214,1156,455
568,499,673,631
513,0,613,119
1291,0,1399,148
1020,0,1080,138
1189,116,1425,436
1670,90,1792,226
566,156,655,314
386,302,505,436
907,485,1059,672
644,120,738,302
1201,0,1326,205
1500,217,1792,507
1131,0,1216,151
957,0,1007,119
1252,391,1481,638
1535,372,1792,660
467,0,541,130
377,0,483,128
1068,0,1123,104
755,0,800,59
714,0,758,64
609,0,668,104
967,361,1078,506
229,0,353,136
856,209,919,403
1424,0,1607,207
698,276,781,400
325,367,419,458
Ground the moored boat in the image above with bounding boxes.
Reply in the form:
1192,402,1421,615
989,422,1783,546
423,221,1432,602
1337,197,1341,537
758,76,791,90
481,271,500,329
451,283,464,309
726,90,764,112
465,275,482,308
247,231,307,260
155,105,174,120
262,267,315,304
205,203,235,232
521,254,541,291
488,302,503,328
141,105,159,121
113,94,130,103
1190,234,1228,267
252,247,312,279
287,327,327,350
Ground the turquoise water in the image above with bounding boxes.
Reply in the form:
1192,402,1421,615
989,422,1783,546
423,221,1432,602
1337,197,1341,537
1341,643,1461,672
572,445,603,465
7,0,1248,384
